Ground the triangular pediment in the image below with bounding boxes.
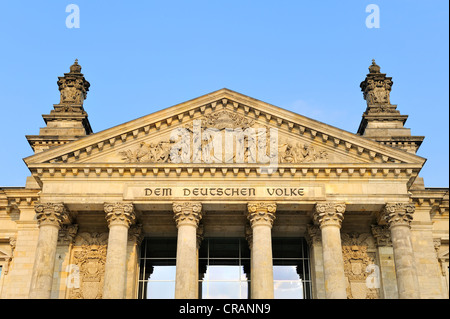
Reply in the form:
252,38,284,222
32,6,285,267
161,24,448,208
24,88,426,169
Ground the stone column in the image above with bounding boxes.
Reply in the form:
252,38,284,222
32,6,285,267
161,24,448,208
247,202,276,299
173,202,203,299
29,203,70,299
313,202,347,299
306,224,326,299
103,202,136,299
381,203,420,299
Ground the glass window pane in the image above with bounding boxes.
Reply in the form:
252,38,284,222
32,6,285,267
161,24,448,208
206,266,240,281
207,238,240,259
202,281,242,299
146,281,175,299
274,281,304,299
240,282,249,299
150,266,176,280
145,238,177,259
272,238,304,259
273,266,300,281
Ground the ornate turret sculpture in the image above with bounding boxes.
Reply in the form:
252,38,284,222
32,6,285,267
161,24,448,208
26,60,93,154
357,60,424,155
56,59,91,109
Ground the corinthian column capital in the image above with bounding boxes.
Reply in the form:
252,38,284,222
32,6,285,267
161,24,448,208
34,202,69,228
173,202,203,228
247,202,277,228
382,203,415,228
313,202,346,228
104,202,136,228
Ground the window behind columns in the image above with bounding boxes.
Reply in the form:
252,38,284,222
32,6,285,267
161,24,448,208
272,237,312,299
199,238,250,299
138,237,177,299
137,237,312,299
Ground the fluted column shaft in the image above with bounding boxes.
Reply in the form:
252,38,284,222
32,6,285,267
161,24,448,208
29,203,69,299
103,202,136,299
247,202,276,299
173,202,203,299
382,203,420,299
313,203,347,299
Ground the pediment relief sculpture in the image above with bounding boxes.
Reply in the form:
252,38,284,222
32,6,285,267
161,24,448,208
117,110,330,165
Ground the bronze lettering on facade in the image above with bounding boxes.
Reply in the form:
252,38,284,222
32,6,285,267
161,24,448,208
144,188,172,196
143,187,305,197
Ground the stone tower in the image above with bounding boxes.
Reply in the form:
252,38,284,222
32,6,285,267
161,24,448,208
357,59,424,155
26,59,93,154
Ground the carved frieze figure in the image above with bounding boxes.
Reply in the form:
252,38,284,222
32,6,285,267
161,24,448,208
119,140,174,163
118,129,328,165
278,142,328,163
341,232,379,299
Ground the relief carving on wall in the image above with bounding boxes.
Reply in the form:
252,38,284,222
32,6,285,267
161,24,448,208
202,110,254,130
341,232,379,299
68,232,108,299
278,142,328,163
118,110,328,164
120,141,174,163
363,79,392,105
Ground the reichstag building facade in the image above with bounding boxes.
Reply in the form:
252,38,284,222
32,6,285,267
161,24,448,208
0,60,448,299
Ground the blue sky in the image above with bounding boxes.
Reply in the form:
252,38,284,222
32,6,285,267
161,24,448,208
0,0,448,187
